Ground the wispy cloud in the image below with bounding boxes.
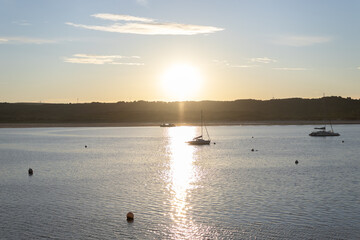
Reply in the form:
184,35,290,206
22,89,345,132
212,59,231,66
273,67,307,71
214,57,277,68
274,35,331,47
231,64,258,68
250,57,277,64
213,60,257,68
92,13,153,23
0,37,55,44
66,13,223,35
13,20,31,26
135,0,148,7
64,54,144,65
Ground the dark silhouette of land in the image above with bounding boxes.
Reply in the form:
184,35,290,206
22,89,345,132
0,96,359,127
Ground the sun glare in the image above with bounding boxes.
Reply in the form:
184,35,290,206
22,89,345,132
161,64,203,101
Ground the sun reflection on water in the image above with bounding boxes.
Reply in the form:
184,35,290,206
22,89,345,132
164,126,202,238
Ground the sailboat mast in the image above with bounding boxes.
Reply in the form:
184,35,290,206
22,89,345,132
204,124,210,141
201,110,203,137
202,110,211,140
322,93,327,129
330,120,334,132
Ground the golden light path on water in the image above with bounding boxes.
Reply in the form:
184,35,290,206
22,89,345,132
164,126,204,239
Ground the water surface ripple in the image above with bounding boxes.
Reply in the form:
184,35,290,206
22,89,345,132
0,125,359,239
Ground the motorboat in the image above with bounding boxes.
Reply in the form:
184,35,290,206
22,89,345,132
309,126,340,137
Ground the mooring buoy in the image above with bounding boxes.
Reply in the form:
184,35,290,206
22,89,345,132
295,160,299,164
28,168,33,175
127,212,134,222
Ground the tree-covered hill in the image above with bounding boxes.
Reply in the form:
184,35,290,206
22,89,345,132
0,97,359,124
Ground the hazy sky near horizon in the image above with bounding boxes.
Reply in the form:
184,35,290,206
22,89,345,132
1,0,359,102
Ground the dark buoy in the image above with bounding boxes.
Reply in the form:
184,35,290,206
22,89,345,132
342,140,344,143
252,136,254,138
85,145,87,148
127,212,134,222
214,142,216,145
295,160,299,165
28,168,33,175
251,148,254,152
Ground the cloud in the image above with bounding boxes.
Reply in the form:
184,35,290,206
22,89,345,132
213,60,257,68
251,57,277,64
66,14,223,35
232,64,258,68
64,54,144,65
213,57,277,68
273,67,307,71
92,13,153,23
274,35,331,47
135,0,148,6
0,37,55,44
212,59,230,66
13,20,31,26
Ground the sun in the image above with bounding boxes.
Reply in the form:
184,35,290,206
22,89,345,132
161,64,203,101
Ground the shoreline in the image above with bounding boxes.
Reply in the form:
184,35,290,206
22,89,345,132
0,120,359,128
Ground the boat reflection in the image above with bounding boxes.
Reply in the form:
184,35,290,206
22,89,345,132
164,126,202,238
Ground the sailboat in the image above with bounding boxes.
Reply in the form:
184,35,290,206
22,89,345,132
186,111,211,145
309,96,340,137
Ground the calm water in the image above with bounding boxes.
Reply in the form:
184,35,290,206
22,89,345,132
0,125,359,239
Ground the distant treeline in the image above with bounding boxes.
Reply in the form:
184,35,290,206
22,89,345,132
1,97,360,123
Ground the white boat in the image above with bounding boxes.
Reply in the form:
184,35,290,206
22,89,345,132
187,111,211,145
309,126,340,136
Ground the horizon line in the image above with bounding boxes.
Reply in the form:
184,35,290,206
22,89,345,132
1,96,356,104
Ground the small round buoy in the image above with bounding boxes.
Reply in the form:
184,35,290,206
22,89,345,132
85,145,87,148
127,212,134,221
342,140,344,143
295,160,299,164
252,136,254,138
28,168,33,175
251,148,254,152
214,142,216,145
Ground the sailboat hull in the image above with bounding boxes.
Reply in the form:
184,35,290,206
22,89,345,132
186,140,211,145
309,131,340,137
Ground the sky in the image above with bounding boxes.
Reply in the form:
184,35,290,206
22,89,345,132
0,0,359,103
